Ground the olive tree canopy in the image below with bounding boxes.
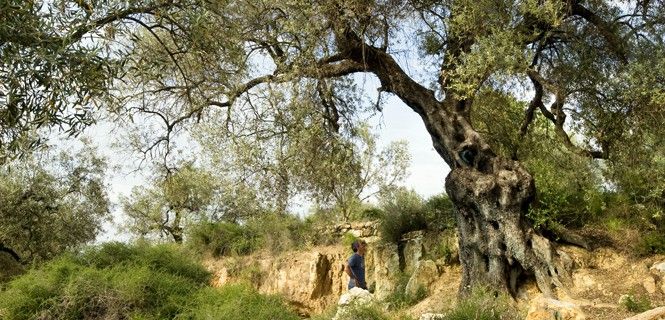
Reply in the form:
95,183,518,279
2,0,665,296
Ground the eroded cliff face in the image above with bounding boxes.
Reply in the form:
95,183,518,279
205,222,665,320
204,222,461,316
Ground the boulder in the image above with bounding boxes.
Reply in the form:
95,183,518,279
333,287,375,320
650,261,665,274
369,242,400,300
402,231,425,274
643,276,657,294
525,297,586,320
405,260,439,297
623,306,665,320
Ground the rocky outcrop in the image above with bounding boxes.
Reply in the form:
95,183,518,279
206,224,460,316
405,260,439,297
207,247,348,314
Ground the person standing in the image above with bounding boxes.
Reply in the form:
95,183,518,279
345,240,367,290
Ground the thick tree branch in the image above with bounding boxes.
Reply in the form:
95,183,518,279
527,70,608,159
0,243,21,263
335,28,438,117
569,1,628,63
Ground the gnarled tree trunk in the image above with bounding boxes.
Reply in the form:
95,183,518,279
336,28,572,297
430,99,572,297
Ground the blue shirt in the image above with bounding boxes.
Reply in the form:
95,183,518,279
347,253,366,289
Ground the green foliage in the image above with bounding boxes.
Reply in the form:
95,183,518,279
0,242,210,320
621,294,652,313
424,194,456,231
187,221,260,257
246,213,316,253
342,232,360,251
0,144,109,264
442,288,521,320
333,304,392,320
188,212,328,257
384,272,428,310
637,233,665,256
378,188,428,244
177,283,299,320
0,0,122,160
122,163,219,243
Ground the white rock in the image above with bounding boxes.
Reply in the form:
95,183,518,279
650,261,665,274
333,287,376,320
643,276,657,294
337,287,373,306
405,260,438,297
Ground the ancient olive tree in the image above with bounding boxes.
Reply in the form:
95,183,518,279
3,0,665,296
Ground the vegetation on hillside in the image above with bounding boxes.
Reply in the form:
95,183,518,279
0,243,299,320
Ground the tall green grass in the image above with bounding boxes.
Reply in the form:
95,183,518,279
0,242,299,320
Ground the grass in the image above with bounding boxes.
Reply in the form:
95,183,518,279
440,287,521,320
621,293,652,313
0,242,299,320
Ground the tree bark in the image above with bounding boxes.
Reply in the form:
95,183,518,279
336,27,571,297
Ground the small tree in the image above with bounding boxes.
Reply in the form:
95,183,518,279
0,143,110,264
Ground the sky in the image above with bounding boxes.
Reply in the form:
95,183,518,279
86,92,450,241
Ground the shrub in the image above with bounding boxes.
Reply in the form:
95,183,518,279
637,233,665,256
621,293,652,313
246,213,315,253
384,272,428,310
0,242,210,320
378,188,428,243
442,287,521,320
424,194,456,231
187,221,261,257
177,283,300,320
332,304,391,320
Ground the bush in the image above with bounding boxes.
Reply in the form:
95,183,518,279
424,194,456,231
332,304,391,320
621,293,652,313
178,283,300,320
442,288,521,320
246,213,316,253
637,233,665,256
188,221,261,257
0,242,210,320
384,272,427,310
378,188,428,243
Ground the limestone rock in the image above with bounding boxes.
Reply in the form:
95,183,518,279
623,306,665,320
643,276,657,294
650,261,665,274
405,260,439,297
369,242,400,300
402,231,425,274
337,287,373,306
333,287,375,320
419,313,446,320
572,270,596,291
525,297,586,320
